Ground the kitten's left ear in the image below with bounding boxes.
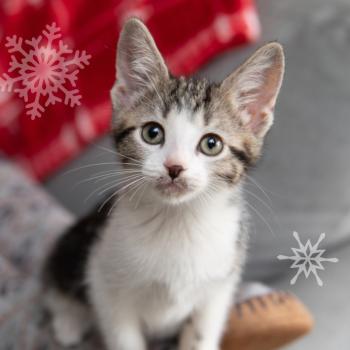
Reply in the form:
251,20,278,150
112,18,169,109
221,43,285,138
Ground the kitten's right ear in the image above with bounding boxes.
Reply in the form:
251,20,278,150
112,18,169,109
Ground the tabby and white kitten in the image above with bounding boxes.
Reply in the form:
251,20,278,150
45,18,284,350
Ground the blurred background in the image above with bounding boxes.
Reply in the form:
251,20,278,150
1,0,350,349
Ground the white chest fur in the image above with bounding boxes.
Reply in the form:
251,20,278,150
88,190,241,337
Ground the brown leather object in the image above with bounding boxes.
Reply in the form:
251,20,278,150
221,291,314,350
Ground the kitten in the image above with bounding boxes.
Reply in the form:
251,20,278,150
44,18,284,350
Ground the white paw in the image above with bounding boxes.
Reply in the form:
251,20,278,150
52,315,85,347
179,323,218,350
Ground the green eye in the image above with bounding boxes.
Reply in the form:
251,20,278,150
199,134,223,156
141,122,164,145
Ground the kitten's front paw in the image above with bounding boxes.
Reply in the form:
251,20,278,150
52,314,85,347
179,323,218,350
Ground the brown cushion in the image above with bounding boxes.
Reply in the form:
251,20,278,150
221,291,313,350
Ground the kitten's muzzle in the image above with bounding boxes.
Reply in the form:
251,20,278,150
155,175,190,197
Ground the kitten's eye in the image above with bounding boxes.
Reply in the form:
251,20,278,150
141,122,164,145
199,134,223,156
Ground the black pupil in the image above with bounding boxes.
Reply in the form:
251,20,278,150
148,126,159,139
207,137,217,149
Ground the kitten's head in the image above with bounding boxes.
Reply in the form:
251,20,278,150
111,18,284,205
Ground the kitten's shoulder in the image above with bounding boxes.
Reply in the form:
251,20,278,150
43,197,115,302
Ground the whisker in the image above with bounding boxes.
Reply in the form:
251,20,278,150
98,192,118,213
244,174,273,204
242,188,276,217
244,200,276,238
93,172,141,184
98,178,144,214
115,178,146,205
64,160,144,177
129,181,146,203
242,188,283,234
97,145,145,165
63,162,120,175
107,177,146,215
134,181,148,209
96,175,144,198
73,169,142,187
84,174,143,203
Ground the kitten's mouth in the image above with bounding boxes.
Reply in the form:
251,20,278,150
155,177,190,197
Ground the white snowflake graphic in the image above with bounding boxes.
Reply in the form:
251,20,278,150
277,232,338,286
0,22,91,119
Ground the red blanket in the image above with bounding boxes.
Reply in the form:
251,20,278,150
0,0,259,180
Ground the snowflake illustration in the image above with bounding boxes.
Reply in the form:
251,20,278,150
0,22,91,119
277,232,338,286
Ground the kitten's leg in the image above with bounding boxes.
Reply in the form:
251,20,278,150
179,281,235,350
90,278,146,350
101,313,146,350
45,289,91,347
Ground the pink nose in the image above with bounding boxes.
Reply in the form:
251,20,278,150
165,165,184,180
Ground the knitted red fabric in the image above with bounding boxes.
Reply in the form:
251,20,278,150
0,0,259,179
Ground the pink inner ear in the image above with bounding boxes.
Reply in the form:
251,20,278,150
242,66,280,135
246,106,272,135
115,84,130,107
